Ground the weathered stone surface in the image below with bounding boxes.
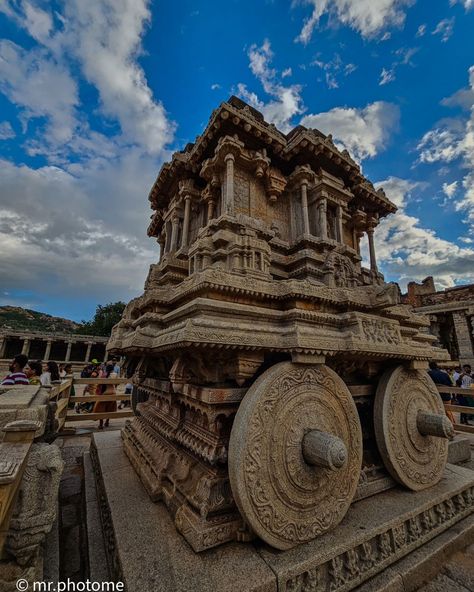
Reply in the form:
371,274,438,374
415,574,470,592
0,386,49,439
228,362,362,550
374,367,448,491
5,443,63,565
83,452,109,583
448,436,472,466
442,550,474,590
257,464,474,592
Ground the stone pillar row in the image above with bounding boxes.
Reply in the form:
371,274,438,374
0,335,100,363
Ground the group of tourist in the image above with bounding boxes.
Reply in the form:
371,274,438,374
428,361,474,424
0,353,73,387
77,358,124,429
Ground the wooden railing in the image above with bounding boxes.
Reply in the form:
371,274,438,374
436,385,474,435
0,420,38,554
47,377,133,430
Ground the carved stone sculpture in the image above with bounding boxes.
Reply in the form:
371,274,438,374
108,96,452,551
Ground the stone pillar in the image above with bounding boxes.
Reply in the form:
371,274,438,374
207,199,215,221
44,340,52,361
318,199,328,240
224,153,235,215
170,215,180,252
180,195,192,249
452,311,474,364
367,228,378,272
158,235,165,262
336,205,344,243
300,182,310,235
21,338,30,356
0,336,6,359
65,341,72,362
85,342,92,363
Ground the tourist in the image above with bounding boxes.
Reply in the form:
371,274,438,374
456,364,474,424
59,364,66,379
1,354,29,385
25,361,43,385
94,363,117,429
452,365,462,385
428,362,455,424
63,363,73,378
40,361,61,386
113,358,121,376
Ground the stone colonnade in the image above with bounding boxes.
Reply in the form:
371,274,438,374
0,331,108,364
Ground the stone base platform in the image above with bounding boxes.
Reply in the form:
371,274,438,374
88,431,474,592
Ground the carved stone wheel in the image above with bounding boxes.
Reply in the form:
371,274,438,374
228,362,363,550
374,366,452,492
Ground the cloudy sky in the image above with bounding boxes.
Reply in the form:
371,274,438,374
0,0,474,321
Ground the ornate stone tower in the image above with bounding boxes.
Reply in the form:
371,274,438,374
108,96,451,552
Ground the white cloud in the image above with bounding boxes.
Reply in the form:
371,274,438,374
294,0,414,44
0,0,175,156
0,40,79,144
0,153,159,304
211,83,221,90
0,121,15,139
312,53,357,89
415,24,426,37
432,18,455,42
237,40,304,132
450,0,474,10
379,67,396,85
301,101,400,161
379,46,418,86
282,67,292,78
417,65,474,232
373,177,474,289
0,0,175,310
442,180,458,198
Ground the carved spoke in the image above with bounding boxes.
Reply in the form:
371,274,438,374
374,366,449,491
228,362,362,550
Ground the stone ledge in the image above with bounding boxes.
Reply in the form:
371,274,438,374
90,430,474,592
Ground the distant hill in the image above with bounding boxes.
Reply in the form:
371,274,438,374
0,306,79,334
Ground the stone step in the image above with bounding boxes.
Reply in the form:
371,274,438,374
89,429,474,592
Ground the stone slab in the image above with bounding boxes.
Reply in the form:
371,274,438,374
83,452,109,583
91,430,276,592
448,436,472,466
257,464,474,592
354,513,474,592
0,385,41,409
91,430,474,592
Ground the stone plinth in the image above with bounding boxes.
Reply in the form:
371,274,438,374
89,430,474,592
0,386,50,440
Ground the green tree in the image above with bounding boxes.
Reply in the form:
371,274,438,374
76,301,126,336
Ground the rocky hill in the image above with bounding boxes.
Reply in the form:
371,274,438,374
0,306,79,334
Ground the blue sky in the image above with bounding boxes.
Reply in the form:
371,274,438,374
0,0,474,322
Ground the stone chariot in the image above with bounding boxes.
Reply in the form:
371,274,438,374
108,96,453,553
